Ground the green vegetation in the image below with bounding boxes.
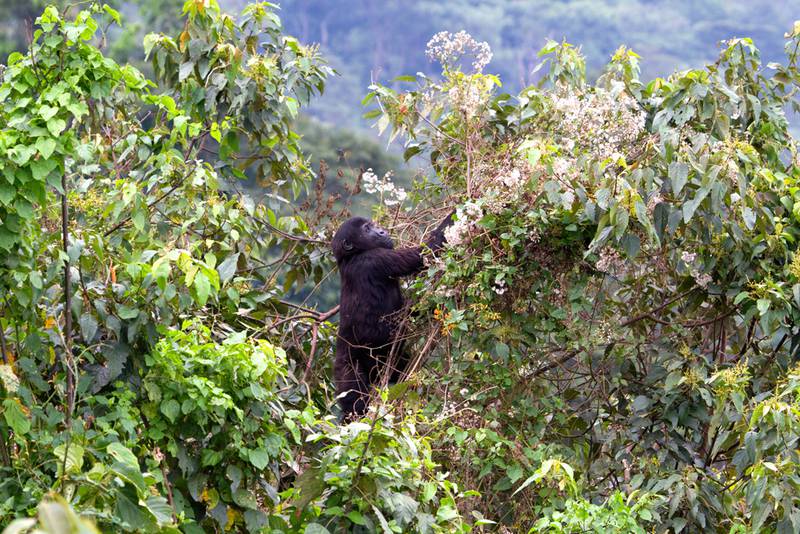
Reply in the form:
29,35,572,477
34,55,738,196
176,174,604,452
1,1,800,533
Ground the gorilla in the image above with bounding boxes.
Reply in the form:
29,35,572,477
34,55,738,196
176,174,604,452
331,213,453,421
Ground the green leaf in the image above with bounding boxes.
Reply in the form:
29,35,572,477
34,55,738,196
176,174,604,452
742,206,756,230
3,398,31,435
103,4,122,25
38,105,59,121
35,137,57,159
248,448,270,470
30,157,58,182
46,118,67,137
160,399,180,423
506,464,524,484
143,33,160,59
79,313,98,342
304,525,330,534
632,395,651,412
226,464,243,493
107,442,139,468
232,489,258,510
9,145,35,166
384,491,418,526
53,443,85,474
193,271,211,306
669,162,688,195
682,186,710,223
107,442,147,495
29,271,43,290
217,253,239,284
285,97,298,118
117,305,139,320
144,495,173,525
179,61,194,82
347,511,367,526
210,122,222,142
132,207,146,232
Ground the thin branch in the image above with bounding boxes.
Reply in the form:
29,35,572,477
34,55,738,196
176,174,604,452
530,349,582,378
254,216,328,245
269,305,340,330
0,309,8,365
620,288,696,327
61,171,75,425
104,137,202,237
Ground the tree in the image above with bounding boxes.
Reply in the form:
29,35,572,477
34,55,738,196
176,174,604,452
364,21,800,530
0,3,472,531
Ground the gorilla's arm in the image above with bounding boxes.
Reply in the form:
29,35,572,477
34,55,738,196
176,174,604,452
424,209,457,252
366,211,456,278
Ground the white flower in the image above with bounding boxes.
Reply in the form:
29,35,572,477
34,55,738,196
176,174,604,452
680,250,712,288
361,168,407,207
444,219,469,246
552,157,572,178
596,247,626,276
695,273,712,288
499,168,523,189
681,251,697,264
550,87,646,166
448,83,486,119
444,201,484,247
493,279,507,295
426,30,492,73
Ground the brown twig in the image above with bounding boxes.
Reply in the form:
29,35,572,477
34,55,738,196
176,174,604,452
269,304,339,331
530,349,582,378
620,288,696,327
61,171,75,425
0,309,8,365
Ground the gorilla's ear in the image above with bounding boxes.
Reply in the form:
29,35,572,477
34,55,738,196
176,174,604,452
342,240,354,251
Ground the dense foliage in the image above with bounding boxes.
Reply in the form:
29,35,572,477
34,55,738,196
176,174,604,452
364,19,800,532
0,3,469,532
2,1,800,533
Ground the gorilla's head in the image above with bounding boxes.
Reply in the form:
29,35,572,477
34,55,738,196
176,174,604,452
331,217,394,262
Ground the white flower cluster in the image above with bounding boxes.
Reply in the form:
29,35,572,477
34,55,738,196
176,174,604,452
476,163,530,213
498,167,524,190
596,247,626,276
448,83,486,119
681,250,712,288
444,200,483,246
551,86,646,164
552,157,573,180
426,30,493,73
361,168,408,207
493,278,507,295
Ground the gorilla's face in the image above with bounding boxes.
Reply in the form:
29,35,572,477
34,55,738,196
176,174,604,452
332,217,393,262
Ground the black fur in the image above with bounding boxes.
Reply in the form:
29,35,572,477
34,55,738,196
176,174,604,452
331,214,453,421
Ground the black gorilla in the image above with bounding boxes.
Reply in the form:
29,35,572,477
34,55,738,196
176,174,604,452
331,213,453,420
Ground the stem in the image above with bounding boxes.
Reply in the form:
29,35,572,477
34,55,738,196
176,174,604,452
0,309,8,364
161,463,178,523
61,173,75,426
0,426,10,467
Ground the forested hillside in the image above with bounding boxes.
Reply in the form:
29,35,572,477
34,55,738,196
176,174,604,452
1,1,800,533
